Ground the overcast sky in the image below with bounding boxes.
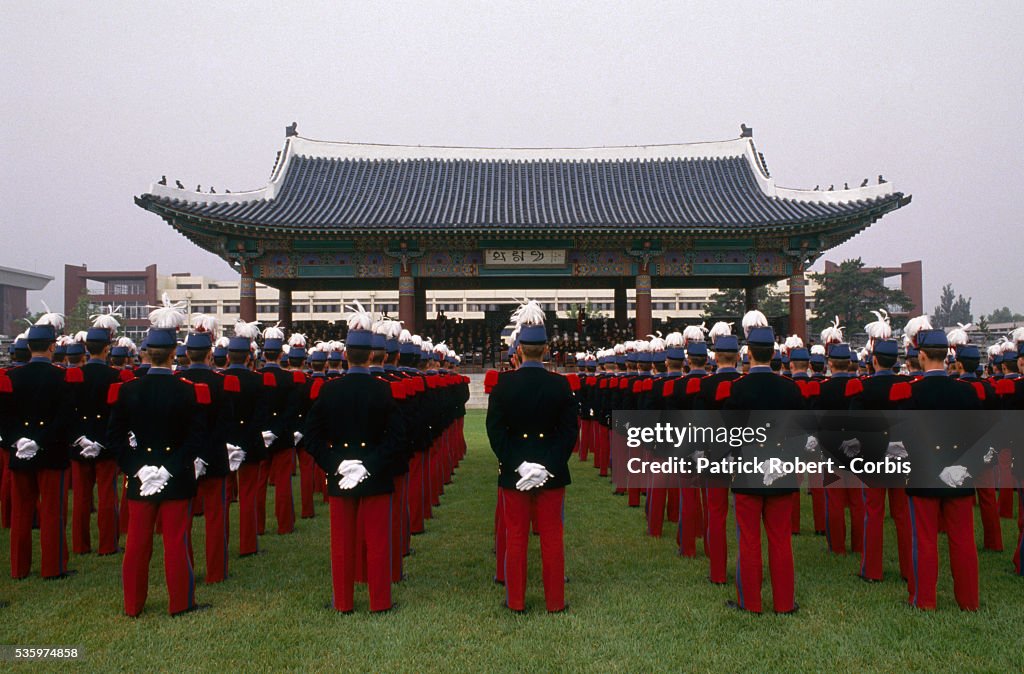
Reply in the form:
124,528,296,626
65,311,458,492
2,1,1021,316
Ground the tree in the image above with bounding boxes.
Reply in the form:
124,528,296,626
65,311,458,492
932,283,973,327
986,306,1024,324
702,286,785,322
809,258,913,334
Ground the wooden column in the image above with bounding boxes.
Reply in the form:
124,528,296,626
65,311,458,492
399,269,416,333
788,265,807,341
635,272,652,339
745,285,758,311
614,285,627,329
240,264,256,323
414,279,427,335
278,287,292,330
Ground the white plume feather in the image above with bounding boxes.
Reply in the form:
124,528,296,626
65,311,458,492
345,301,373,331
648,335,666,351
613,343,626,355
411,335,423,347
708,321,733,341
147,293,187,330
864,310,892,342
262,323,285,341
215,336,230,349
741,310,768,337
191,314,219,335
233,320,262,341
810,344,826,356
288,333,307,348
399,329,413,343
820,316,844,345
682,323,707,344
385,320,404,340
1011,327,1024,345
902,315,932,346
512,299,546,326
946,323,971,348
664,331,685,348
35,299,66,333
90,305,122,334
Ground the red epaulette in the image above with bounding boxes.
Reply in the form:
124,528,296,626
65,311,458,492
619,378,630,390
995,379,1015,396
642,378,654,392
844,378,864,397
193,382,211,405
969,380,986,401
292,371,307,385
413,377,425,393
390,381,406,400
598,378,608,389
889,381,913,402
686,377,701,395
715,380,733,402
223,375,240,393
586,376,597,387
106,382,121,405
263,371,277,387
118,368,135,383
0,370,11,393
484,369,498,392
426,375,438,389
632,380,643,394
663,379,676,397
64,367,84,383
310,377,324,400
566,373,581,391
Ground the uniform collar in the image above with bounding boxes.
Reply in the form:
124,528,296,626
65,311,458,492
384,364,398,372
1005,373,1021,380
148,367,173,376
87,358,107,365
688,369,707,376
792,371,808,379
227,364,248,370
908,370,924,377
189,363,212,370
347,366,371,375
29,356,51,363
519,361,545,369
264,362,281,369
369,366,386,373
922,369,947,378
831,372,854,378
872,370,894,377
748,365,772,373
717,367,737,373
960,373,977,380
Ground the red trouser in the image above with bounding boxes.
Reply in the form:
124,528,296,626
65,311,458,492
825,479,864,554
975,486,1002,551
907,494,978,610
733,492,795,613
298,449,316,518
666,487,680,522
256,459,270,534
196,476,229,583
123,498,195,616
237,463,261,555
408,452,426,533
677,488,701,557
647,486,667,537
11,469,68,579
71,459,120,555
998,449,1014,518
494,491,506,583
0,450,11,529
390,475,406,582
705,486,730,583
1014,486,1023,575
500,487,566,612
269,449,295,534
328,493,392,612
596,428,610,477
808,471,825,533
860,486,911,581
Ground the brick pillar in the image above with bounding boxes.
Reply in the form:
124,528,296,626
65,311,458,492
399,270,416,333
788,266,807,342
240,265,256,323
278,287,292,330
414,279,426,335
635,273,652,339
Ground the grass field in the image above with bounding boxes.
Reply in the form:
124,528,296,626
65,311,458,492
1,409,1022,672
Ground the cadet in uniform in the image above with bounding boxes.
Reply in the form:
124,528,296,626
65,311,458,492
486,301,576,613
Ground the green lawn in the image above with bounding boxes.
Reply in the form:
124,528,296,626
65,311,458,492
1,410,1022,671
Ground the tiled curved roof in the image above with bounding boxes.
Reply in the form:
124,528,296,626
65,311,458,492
138,137,908,234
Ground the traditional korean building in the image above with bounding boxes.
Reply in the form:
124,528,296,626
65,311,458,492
135,127,910,339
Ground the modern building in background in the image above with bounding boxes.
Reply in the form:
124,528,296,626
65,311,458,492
0,265,53,336
822,259,923,317
64,264,158,342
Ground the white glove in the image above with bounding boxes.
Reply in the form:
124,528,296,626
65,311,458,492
262,431,278,448
515,461,553,490
293,431,304,446
762,462,786,486
840,438,861,459
128,432,138,449
938,465,970,488
983,447,998,465
226,444,245,471
15,438,40,460
885,441,908,459
194,458,208,479
805,435,820,453
74,436,93,450
138,466,172,497
79,442,102,459
336,459,360,475
337,461,369,490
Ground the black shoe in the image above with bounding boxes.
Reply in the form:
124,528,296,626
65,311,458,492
548,603,570,614
171,603,212,617
857,574,881,584
503,602,525,614
0,600,9,608
324,602,353,614
97,547,124,556
725,600,760,614
777,602,799,615
494,577,506,586
371,602,398,614
710,580,728,586
239,550,266,558
44,570,77,581
814,531,825,536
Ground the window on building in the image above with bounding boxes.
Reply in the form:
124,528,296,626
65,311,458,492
107,280,146,295
653,301,676,310
376,303,398,314
191,304,217,314
257,304,279,314
313,304,341,314
222,304,240,314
